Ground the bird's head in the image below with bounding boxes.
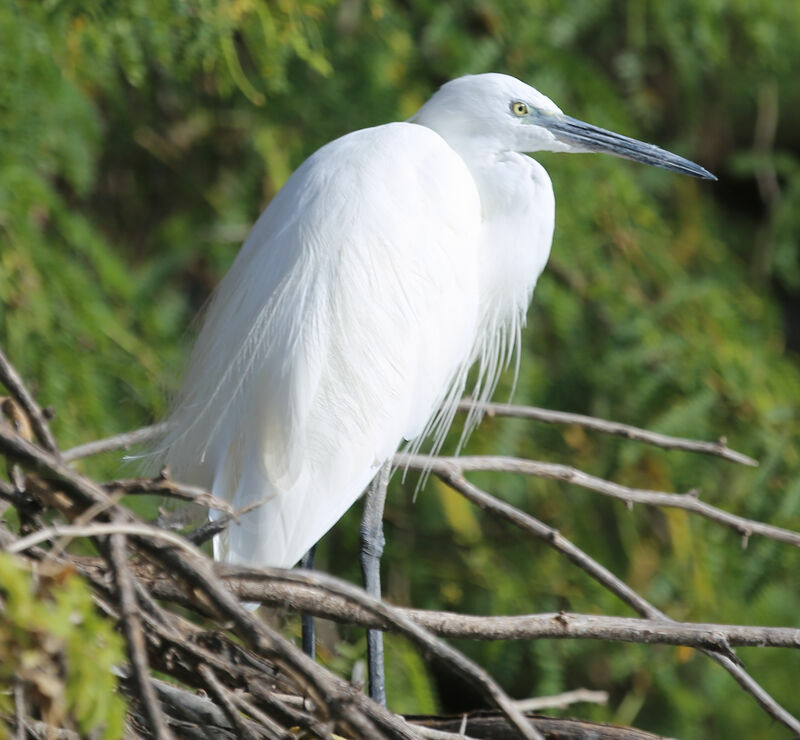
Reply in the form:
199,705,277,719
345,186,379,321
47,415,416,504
412,73,715,180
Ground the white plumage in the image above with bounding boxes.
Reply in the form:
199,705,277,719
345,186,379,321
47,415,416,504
158,73,713,571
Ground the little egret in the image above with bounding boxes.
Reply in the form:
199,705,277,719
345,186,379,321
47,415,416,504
159,73,714,703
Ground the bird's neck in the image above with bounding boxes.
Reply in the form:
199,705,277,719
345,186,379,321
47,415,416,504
460,151,556,364
442,149,556,416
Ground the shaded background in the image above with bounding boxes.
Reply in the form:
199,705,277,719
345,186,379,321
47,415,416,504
2,1,800,737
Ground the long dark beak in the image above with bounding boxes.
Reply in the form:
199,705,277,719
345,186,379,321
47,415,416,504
543,114,716,180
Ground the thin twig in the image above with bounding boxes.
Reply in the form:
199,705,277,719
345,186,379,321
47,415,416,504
7,521,205,557
185,516,232,546
103,476,233,514
458,399,758,466
230,691,294,740
397,453,800,548
13,678,25,740
46,490,124,561
184,499,265,545
515,689,608,712
0,347,59,455
149,677,249,732
0,397,34,521
62,423,168,462
13,720,80,740
135,601,327,739
109,530,174,739
61,397,761,469
243,684,330,739
0,479,27,509
408,724,473,740
433,461,670,619
198,665,260,740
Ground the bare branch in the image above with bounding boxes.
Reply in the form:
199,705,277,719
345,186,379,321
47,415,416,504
60,394,760,471
5,495,535,736
103,475,233,514
62,423,168,462
137,606,330,739
428,459,668,619
197,665,261,740
184,515,233,546
67,398,759,470
7,521,206,557
459,399,758,467
229,692,296,740
11,719,81,740
108,530,175,739
173,498,266,545
515,689,608,712
13,678,25,740
411,713,672,740
178,570,800,650
408,723,473,740
149,677,248,732
0,347,59,455
52,427,787,736
397,453,800,548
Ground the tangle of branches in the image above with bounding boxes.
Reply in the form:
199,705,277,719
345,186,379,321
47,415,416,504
1,346,798,739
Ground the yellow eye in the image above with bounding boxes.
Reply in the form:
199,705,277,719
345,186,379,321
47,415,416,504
511,101,529,116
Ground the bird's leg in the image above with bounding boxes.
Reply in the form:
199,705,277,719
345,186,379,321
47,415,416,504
359,461,391,706
298,544,317,659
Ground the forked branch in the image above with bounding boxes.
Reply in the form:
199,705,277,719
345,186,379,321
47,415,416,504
397,453,800,548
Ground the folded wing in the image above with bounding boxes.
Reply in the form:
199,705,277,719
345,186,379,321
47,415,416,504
161,122,482,568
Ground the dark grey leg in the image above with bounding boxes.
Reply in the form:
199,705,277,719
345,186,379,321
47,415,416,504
299,544,317,659
359,461,391,706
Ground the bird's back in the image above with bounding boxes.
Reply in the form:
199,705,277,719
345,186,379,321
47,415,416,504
161,122,483,568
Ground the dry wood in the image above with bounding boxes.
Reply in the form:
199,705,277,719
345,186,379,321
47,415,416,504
409,712,673,740
74,557,800,651
62,422,168,462
399,453,797,547
108,530,175,739
0,348,59,455
1,347,798,740
458,399,757,466
103,474,234,513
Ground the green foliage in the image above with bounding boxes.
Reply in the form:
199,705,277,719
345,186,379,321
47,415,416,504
319,632,440,715
383,633,440,715
2,0,800,737
0,554,126,737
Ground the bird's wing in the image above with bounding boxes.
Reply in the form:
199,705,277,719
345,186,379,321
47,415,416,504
162,122,482,567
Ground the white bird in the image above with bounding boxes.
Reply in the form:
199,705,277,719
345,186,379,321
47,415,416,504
158,72,713,699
